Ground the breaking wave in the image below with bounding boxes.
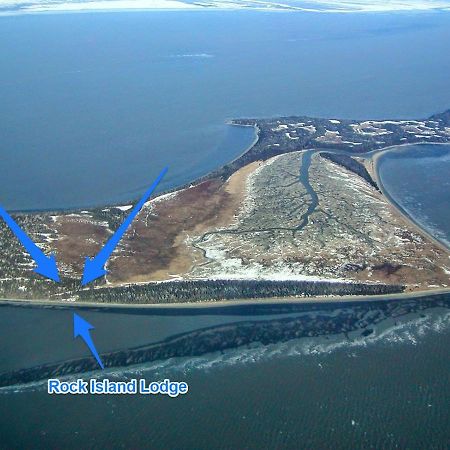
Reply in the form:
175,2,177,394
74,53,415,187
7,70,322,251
138,308,450,376
2,307,448,394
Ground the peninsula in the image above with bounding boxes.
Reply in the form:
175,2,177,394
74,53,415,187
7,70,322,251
1,109,449,304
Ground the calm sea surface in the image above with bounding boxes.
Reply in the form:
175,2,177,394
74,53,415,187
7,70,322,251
1,11,450,210
378,144,450,248
0,10,450,449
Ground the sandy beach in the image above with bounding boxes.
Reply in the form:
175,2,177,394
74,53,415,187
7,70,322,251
1,117,449,305
1,286,449,311
369,143,450,253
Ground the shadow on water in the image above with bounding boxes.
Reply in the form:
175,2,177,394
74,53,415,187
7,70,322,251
1,293,448,388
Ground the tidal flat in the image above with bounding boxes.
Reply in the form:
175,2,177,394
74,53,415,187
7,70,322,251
0,111,449,304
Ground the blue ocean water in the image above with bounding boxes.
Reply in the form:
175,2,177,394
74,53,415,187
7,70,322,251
1,11,450,210
0,293,449,448
1,10,450,449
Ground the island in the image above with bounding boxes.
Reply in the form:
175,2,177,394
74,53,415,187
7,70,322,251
1,109,449,304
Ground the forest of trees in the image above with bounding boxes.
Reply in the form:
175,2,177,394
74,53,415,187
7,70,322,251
78,279,404,304
319,152,379,190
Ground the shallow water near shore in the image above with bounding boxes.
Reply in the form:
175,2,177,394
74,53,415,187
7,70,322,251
1,9,450,448
0,292,449,448
377,144,450,248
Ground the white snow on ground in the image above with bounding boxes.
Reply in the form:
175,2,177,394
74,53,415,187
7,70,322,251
0,0,199,14
148,188,181,205
297,125,316,134
273,124,289,131
198,241,348,282
115,205,133,211
2,0,449,15
285,0,450,12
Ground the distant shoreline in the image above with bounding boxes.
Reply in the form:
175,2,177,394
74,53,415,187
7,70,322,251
2,113,449,307
8,122,259,217
2,0,450,17
9,113,448,216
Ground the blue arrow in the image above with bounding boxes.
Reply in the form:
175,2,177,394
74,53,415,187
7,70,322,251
0,205,60,282
81,167,168,286
73,313,104,369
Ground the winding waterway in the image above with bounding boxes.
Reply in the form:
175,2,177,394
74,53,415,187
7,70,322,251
196,149,318,248
1,9,450,449
295,150,319,233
